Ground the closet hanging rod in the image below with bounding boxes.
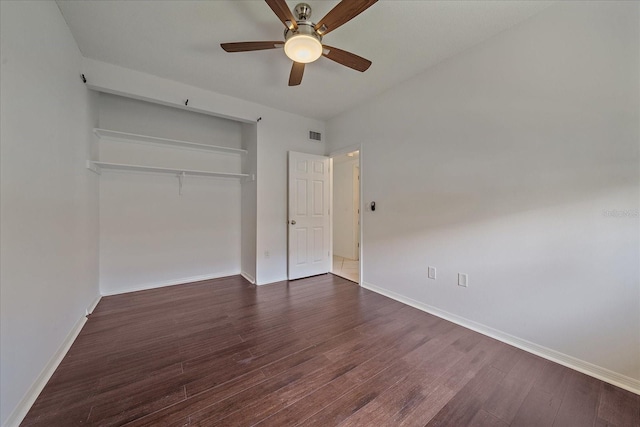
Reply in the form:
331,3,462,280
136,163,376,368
86,161,249,180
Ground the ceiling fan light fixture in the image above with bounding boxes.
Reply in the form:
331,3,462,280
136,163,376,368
284,34,322,63
222,0,378,85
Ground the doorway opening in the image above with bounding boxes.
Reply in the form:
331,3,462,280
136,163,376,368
331,150,360,283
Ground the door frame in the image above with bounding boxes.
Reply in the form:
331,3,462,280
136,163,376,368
329,144,363,285
352,163,360,261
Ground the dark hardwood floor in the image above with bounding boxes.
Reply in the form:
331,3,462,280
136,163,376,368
21,274,639,426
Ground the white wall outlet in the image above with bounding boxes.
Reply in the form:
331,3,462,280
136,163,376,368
428,266,436,280
458,273,468,287
264,250,270,258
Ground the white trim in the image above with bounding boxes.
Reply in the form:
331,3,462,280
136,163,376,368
362,281,640,396
82,58,259,124
255,275,288,286
94,128,247,155
100,272,240,296
241,271,256,284
328,156,334,281
2,315,88,427
85,294,101,316
357,148,363,285
328,144,361,158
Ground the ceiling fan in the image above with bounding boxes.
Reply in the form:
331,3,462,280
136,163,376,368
221,0,377,86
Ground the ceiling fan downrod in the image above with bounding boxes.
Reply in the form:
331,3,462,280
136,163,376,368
294,3,312,21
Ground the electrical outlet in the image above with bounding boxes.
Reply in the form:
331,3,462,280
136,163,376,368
428,266,436,280
264,250,270,258
458,273,468,287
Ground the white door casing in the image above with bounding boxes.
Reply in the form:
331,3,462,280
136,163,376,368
288,151,330,280
353,164,360,261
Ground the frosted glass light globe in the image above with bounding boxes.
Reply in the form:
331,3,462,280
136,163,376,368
284,34,322,64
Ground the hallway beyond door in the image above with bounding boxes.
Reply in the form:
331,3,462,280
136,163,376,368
332,255,359,283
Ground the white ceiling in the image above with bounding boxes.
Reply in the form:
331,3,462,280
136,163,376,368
56,0,552,120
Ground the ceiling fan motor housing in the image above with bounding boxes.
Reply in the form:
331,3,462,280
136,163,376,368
284,22,322,44
284,3,321,43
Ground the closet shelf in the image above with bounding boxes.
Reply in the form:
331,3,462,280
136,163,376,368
94,128,247,155
87,161,249,179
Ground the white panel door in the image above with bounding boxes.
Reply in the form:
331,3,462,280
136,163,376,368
288,151,330,280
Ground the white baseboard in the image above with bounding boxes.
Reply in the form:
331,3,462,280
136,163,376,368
241,271,256,284
100,271,240,296
362,281,640,396
85,294,102,315
2,313,89,427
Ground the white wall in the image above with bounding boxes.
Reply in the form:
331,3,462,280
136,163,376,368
97,94,243,295
327,1,640,389
82,59,325,286
0,1,99,425
255,114,325,284
97,92,243,146
333,157,359,259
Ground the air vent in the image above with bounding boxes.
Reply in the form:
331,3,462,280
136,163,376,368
309,131,322,142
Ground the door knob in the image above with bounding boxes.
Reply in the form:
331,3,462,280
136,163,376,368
290,220,296,225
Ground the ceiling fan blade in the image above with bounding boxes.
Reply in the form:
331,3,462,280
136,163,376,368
315,0,377,35
289,62,305,86
322,45,371,72
221,41,284,53
265,0,298,30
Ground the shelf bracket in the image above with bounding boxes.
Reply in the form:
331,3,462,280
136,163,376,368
86,160,101,175
177,171,185,195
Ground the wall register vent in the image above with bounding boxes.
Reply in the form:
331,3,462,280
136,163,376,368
309,131,322,142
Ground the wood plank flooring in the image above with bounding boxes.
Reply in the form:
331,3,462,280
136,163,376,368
21,274,639,426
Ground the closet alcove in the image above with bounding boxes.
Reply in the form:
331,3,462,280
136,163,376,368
88,93,257,295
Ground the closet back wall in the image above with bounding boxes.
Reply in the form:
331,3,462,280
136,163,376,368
97,94,242,295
